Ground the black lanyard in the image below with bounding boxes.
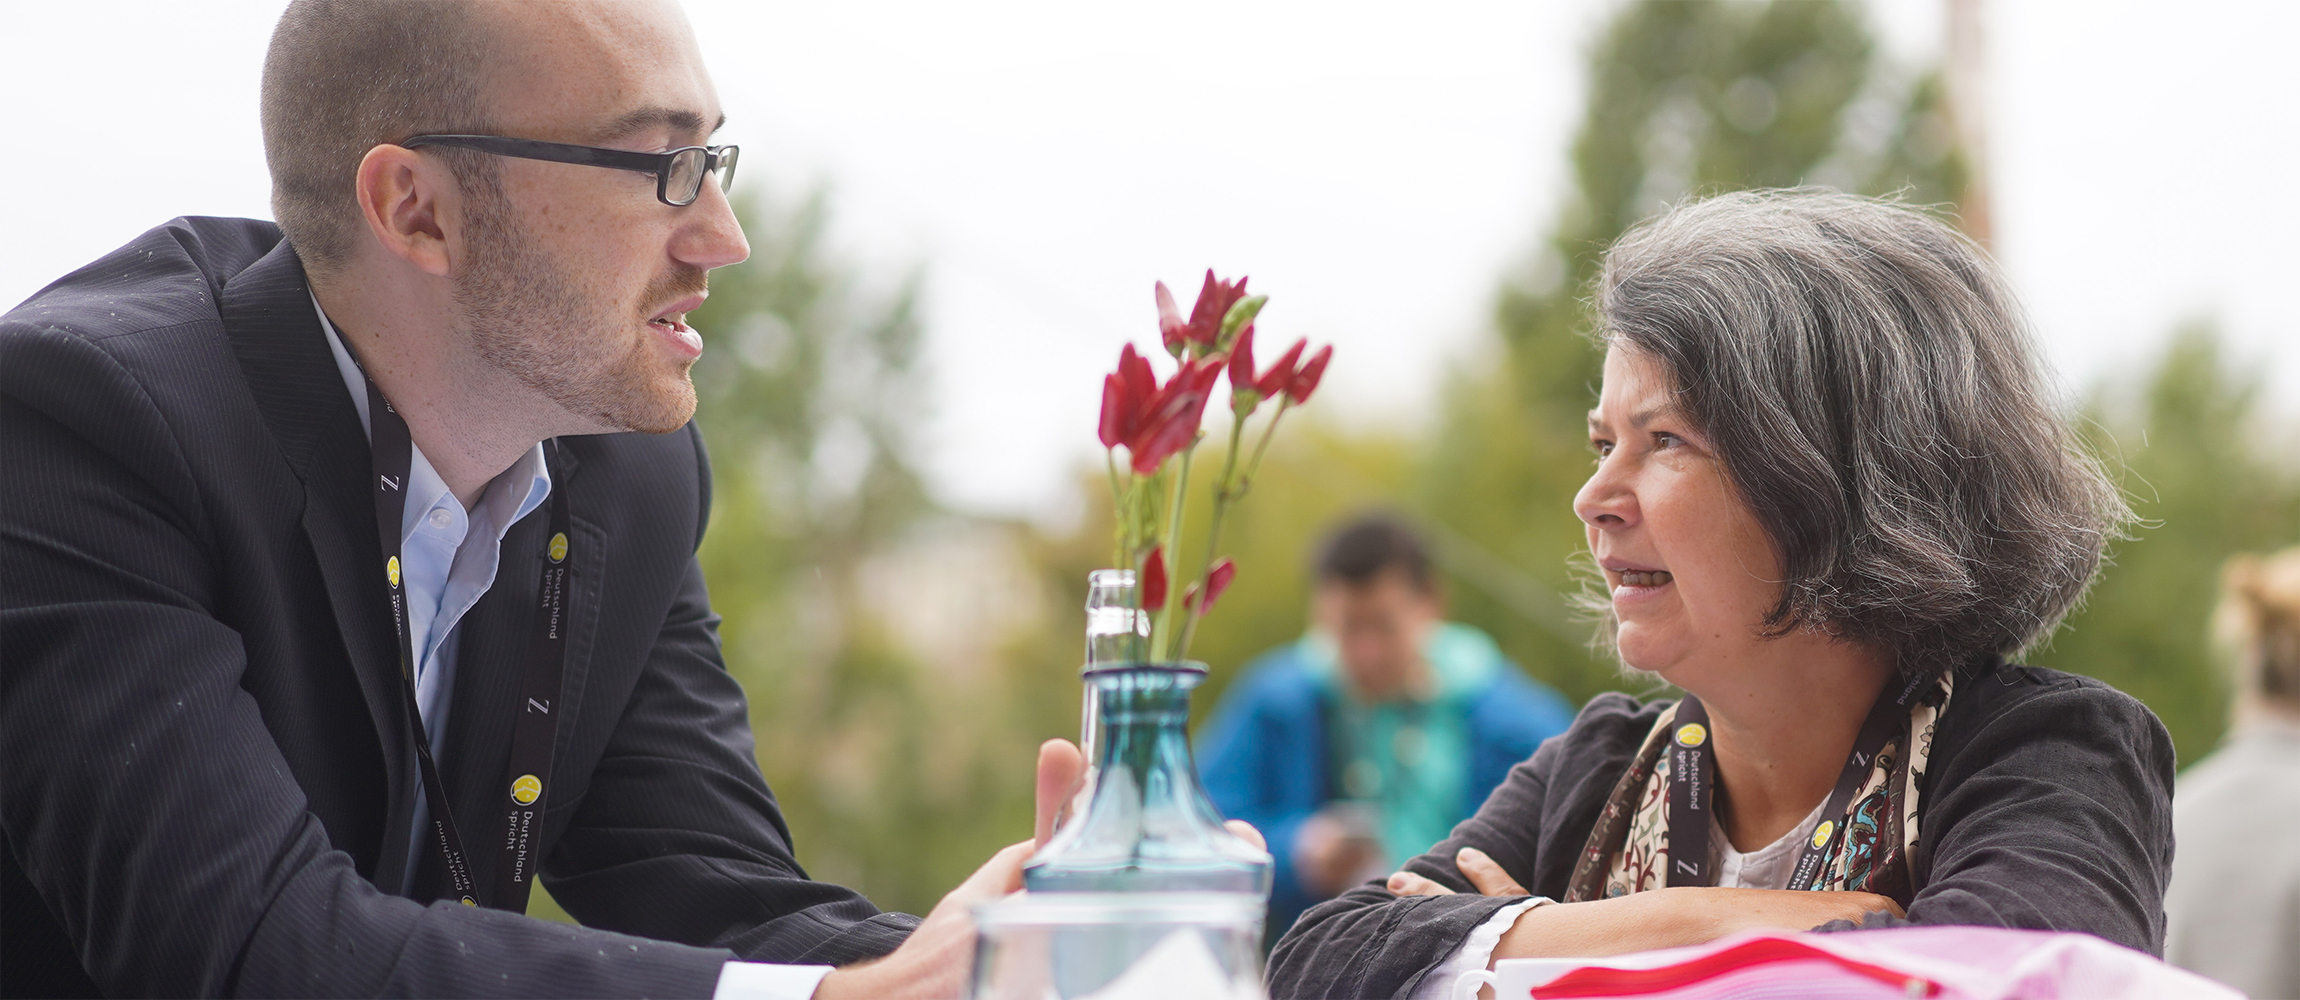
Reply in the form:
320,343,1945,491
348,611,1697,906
362,372,572,912
1664,673,1926,890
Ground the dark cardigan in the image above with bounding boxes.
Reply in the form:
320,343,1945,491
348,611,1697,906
1265,657,2177,999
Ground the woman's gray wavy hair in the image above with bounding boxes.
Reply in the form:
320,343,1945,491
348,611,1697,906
1593,188,2132,679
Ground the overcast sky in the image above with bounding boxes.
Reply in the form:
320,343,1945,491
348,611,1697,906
6,0,2295,521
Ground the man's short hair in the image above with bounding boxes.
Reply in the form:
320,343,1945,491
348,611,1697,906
262,0,498,275
1314,514,1435,593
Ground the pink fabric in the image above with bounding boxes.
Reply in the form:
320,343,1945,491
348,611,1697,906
1513,926,2240,1000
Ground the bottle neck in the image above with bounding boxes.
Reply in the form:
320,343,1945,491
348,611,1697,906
1090,665,1202,778
1083,570,1149,670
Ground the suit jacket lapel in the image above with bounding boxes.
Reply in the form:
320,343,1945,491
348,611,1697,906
219,241,421,892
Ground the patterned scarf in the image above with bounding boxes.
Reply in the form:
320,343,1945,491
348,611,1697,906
1564,673,1954,904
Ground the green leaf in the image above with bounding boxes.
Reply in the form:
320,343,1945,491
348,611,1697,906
1219,296,1268,346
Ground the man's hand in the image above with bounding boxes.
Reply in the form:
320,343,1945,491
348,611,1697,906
817,739,1266,1000
1295,804,1387,897
1033,737,1265,853
814,840,1033,1000
817,739,1263,999
1034,738,1086,844
816,740,1083,1000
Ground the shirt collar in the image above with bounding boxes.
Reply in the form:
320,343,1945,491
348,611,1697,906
310,292,553,541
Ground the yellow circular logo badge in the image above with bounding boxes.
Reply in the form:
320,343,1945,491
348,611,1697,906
386,555,401,587
460,896,477,906
1674,723,1708,748
510,774,543,806
1811,820,1836,849
548,532,569,563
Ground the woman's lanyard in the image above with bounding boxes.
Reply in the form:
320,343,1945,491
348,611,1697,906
1664,675,1924,891
362,373,572,912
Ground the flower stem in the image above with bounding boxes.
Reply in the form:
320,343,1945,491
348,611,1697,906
1153,444,1195,661
1105,451,1127,568
1241,398,1291,491
1175,410,1251,659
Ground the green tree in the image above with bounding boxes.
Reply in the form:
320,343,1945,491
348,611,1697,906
690,189,1075,915
2036,326,2300,764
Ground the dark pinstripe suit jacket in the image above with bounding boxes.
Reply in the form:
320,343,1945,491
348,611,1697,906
0,218,917,998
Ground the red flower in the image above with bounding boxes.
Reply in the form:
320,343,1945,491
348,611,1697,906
1126,357,1224,475
1184,558,1237,616
1098,344,1158,449
1228,333,1315,414
1226,325,1258,396
1156,270,1249,357
1186,271,1248,348
1098,343,1225,475
1142,546,1168,611
1100,375,1125,448
1254,338,1307,399
1285,344,1332,404
1155,283,1189,357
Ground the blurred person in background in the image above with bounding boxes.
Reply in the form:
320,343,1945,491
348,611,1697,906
1266,190,2172,999
1197,513,1576,944
2165,547,2300,999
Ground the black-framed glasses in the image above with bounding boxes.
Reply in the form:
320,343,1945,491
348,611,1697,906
401,134,739,207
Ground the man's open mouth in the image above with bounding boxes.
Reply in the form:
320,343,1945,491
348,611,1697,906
648,310,704,355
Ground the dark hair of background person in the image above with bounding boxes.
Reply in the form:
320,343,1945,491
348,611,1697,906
1315,514,1436,594
1590,187,2134,681
262,0,501,276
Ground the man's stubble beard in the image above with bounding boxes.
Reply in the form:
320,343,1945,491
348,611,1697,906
452,185,705,435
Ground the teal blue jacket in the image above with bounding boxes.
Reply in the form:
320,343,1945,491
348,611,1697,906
1195,625,1574,939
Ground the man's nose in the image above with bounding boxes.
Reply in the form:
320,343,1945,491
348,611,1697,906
674,178,750,272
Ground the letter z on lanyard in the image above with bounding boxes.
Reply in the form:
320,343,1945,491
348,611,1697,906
364,373,570,911
1664,676,1923,891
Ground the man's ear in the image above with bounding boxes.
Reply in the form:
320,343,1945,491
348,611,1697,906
353,144,455,278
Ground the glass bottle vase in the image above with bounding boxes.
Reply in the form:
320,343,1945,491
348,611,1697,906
1025,658,1273,896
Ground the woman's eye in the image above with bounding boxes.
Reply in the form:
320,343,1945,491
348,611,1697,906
1591,440,1614,459
1652,432,1683,449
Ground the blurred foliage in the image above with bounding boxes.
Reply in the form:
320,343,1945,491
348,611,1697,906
2035,327,2300,764
536,187,1056,921
544,0,2295,924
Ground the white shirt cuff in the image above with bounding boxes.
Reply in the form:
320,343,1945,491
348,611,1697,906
1409,897,1551,1000
713,960,836,1000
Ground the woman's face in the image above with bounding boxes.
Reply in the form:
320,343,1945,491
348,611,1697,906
1575,347,1785,678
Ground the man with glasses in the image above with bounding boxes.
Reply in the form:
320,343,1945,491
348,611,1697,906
0,1,1105,997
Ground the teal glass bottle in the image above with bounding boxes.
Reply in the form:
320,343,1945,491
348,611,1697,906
1024,573,1273,897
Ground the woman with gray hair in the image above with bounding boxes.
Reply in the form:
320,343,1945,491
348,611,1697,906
1267,189,2171,999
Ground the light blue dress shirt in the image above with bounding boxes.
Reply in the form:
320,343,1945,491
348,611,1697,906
313,297,551,756
312,298,830,1000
